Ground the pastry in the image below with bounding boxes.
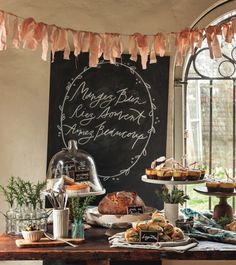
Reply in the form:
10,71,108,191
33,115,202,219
152,211,167,227
65,182,90,193
171,227,184,240
206,181,220,192
225,220,236,231
187,170,201,181
156,168,173,181
163,223,174,235
145,168,157,179
134,221,149,231
98,191,146,215
147,222,163,232
159,233,172,242
63,175,75,185
218,182,234,193
173,170,187,181
124,228,139,242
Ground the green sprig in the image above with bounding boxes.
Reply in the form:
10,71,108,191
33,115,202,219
156,186,190,205
69,196,94,223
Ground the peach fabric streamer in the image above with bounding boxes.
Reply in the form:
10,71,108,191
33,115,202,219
71,30,82,57
131,33,149,69
20,17,38,50
12,17,21,48
0,11,7,50
100,33,123,64
154,33,166,57
128,35,138,62
2,10,236,69
175,29,191,66
90,33,102,67
33,22,48,61
205,25,222,59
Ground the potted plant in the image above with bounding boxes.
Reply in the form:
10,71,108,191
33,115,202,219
156,186,190,225
69,196,94,239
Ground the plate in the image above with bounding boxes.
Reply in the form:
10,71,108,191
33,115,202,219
142,175,206,185
127,236,190,246
66,189,106,197
85,206,154,228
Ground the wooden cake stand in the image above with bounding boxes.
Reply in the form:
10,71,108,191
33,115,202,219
194,187,236,220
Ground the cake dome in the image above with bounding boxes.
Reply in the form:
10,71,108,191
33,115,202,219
47,140,104,196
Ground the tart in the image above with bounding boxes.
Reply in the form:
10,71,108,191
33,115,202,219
218,182,234,193
156,168,173,181
173,170,187,181
66,182,90,193
187,170,201,181
206,181,220,192
145,168,157,179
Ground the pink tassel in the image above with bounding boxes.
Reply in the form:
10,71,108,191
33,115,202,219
12,17,21,48
134,33,149,69
112,34,123,59
72,30,82,57
0,11,7,50
128,35,137,62
149,37,156,64
154,33,165,57
20,17,38,50
89,33,101,67
205,26,222,59
41,25,48,61
81,32,90,52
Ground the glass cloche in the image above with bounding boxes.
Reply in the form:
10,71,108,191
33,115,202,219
47,139,105,196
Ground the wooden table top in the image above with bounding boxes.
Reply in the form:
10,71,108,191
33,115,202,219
1,228,236,262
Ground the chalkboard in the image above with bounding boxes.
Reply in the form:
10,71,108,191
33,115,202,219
47,52,169,209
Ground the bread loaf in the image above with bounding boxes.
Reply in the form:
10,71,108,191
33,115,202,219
98,191,145,215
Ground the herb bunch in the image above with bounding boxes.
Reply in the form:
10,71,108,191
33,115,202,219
69,196,94,223
0,176,46,209
156,186,190,205
0,176,15,207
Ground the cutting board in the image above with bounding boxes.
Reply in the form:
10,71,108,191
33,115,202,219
16,237,84,248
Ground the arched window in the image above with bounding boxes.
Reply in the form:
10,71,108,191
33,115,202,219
183,12,236,210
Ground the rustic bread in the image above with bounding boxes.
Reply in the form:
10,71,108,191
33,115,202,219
98,191,145,215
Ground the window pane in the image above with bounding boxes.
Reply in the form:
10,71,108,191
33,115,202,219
212,80,234,171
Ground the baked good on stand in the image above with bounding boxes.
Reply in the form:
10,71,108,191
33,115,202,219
173,169,188,181
156,168,173,181
206,181,220,192
65,182,90,193
98,191,146,215
145,168,157,179
218,182,234,193
187,170,201,181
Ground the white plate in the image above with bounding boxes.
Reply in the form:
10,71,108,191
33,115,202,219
66,189,106,197
127,236,190,246
142,175,206,185
85,206,154,228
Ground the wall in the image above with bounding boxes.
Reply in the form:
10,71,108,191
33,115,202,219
0,47,50,233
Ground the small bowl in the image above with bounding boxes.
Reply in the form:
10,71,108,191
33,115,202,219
22,230,44,242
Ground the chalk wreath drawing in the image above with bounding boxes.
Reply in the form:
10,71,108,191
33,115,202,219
57,61,157,180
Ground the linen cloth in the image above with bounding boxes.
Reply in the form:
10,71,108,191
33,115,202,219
108,232,198,252
181,208,236,244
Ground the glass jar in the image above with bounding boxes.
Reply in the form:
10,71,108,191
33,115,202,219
5,208,16,235
71,219,84,239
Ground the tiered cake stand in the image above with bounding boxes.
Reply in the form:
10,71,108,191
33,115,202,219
141,175,206,224
194,187,236,220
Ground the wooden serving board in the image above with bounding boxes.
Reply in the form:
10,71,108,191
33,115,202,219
15,237,84,248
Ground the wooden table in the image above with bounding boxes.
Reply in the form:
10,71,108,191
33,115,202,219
1,228,236,265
